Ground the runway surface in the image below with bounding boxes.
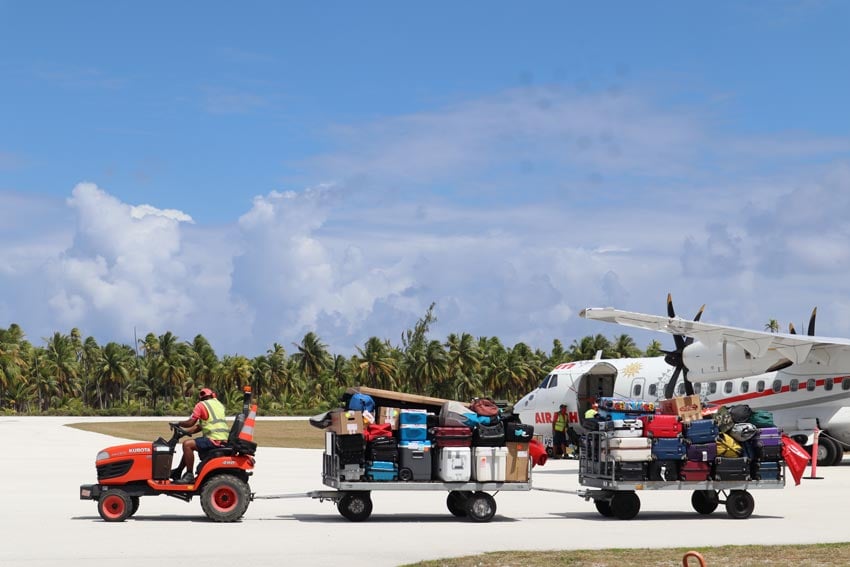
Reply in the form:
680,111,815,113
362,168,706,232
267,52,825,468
3,416,847,566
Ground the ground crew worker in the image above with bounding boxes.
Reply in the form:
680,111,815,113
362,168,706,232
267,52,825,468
584,400,599,420
552,404,569,459
171,387,229,484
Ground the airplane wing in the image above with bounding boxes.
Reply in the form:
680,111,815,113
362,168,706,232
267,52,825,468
580,307,850,363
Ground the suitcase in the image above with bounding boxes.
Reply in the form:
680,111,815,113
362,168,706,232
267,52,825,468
612,418,644,438
640,414,683,438
685,419,718,444
752,460,783,481
601,437,652,462
686,442,717,462
652,437,687,461
680,460,711,481
504,422,535,442
367,436,399,463
714,457,750,481
365,460,398,481
399,441,432,481
599,397,655,413
648,459,680,481
431,426,473,448
335,433,366,466
614,461,648,481
584,418,614,432
754,427,783,461
473,421,505,447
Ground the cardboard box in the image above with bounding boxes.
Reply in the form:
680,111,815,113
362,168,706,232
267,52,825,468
329,410,364,435
505,442,530,482
659,395,702,423
378,407,400,430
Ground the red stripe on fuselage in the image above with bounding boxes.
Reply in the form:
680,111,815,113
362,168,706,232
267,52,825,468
707,376,849,406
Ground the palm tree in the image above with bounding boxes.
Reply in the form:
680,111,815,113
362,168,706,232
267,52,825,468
764,319,780,333
96,342,132,408
292,332,331,385
612,334,642,359
43,332,80,402
352,336,397,389
569,334,613,361
645,339,665,357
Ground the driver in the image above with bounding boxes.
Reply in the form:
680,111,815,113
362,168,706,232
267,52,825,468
171,387,229,484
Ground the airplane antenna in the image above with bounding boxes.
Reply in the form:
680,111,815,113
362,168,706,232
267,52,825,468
594,350,603,360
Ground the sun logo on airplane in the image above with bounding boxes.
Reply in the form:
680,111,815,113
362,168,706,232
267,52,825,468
621,362,642,378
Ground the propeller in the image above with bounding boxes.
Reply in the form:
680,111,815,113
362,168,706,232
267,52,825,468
788,307,817,336
661,293,705,399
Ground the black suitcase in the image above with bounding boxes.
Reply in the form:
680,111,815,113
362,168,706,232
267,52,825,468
504,423,534,442
752,460,783,481
756,444,782,461
336,433,366,465
584,417,614,432
648,460,680,482
714,457,750,481
615,461,647,481
473,421,505,447
367,436,398,463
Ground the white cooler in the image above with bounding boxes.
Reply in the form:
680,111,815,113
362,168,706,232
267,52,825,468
436,447,471,482
472,446,507,482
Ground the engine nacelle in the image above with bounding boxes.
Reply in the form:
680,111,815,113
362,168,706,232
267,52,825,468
682,340,789,382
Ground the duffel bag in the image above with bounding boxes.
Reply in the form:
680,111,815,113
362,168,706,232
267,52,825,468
749,410,775,428
730,422,758,442
729,404,753,423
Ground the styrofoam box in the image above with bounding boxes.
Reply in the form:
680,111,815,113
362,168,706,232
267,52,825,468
472,446,507,482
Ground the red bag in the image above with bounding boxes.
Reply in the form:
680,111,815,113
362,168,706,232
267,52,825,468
363,423,394,442
470,397,499,417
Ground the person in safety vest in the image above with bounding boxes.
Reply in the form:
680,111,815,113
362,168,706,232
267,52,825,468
171,387,229,484
584,400,599,420
552,404,569,459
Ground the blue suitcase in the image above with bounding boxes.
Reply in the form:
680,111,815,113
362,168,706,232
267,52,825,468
366,460,398,481
651,437,687,461
752,460,783,481
686,419,719,444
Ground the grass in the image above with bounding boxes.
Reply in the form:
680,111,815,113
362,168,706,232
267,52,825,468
403,544,850,566
67,418,325,449
68,420,849,566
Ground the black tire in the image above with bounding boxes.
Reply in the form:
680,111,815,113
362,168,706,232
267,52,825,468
610,492,640,520
691,490,719,515
446,491,468,517
398,468,413,481
725,490,755,519
98,489,132,522
833,442,846,466
816,436,838,467
338,492,373,522
594,499,614,517
200,475,250,522
128,496,140,518
465,492,497,523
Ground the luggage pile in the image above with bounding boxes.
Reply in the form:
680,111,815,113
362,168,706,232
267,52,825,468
583,395,784,483
323,394,537,484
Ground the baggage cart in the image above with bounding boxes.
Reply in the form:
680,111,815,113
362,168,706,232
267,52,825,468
578,431,785,520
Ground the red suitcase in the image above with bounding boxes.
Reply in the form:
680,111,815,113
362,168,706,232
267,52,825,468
680,460,711,481
639,414,683,438
431,426,473,448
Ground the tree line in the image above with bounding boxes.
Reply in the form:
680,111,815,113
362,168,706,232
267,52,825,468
0,305,666,416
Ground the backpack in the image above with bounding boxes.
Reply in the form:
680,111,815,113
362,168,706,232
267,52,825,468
470,397,500,417
348,393,376,413
730,422,758,442
713,406,734,433
729,404,753,423
717,432,743,457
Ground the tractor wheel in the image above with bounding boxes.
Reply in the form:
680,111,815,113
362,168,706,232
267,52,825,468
446,491,469,517
128,496,140,518
200,475,250,522
98,489,132,522
337,492,373,522
691,490,719,515
725,490,755,519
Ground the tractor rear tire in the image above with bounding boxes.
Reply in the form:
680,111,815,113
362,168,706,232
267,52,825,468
200,475,250,522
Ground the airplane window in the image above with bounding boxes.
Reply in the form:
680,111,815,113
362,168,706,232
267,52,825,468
648,384,657,397
757,380,765,392
740,381,749,393
694,383,702,394
549,375,558,388
632,383,642,397
676,383,685,396
843,379,850,391
790,379,798,392
539,375,551,389
773,379,782,393
825,379,834,391
709,382,717,394
807,379,816,392
723,382,733,394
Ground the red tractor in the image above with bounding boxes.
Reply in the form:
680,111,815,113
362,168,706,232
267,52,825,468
80,388,258,522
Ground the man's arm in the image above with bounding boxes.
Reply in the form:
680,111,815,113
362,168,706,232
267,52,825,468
174,416,200,434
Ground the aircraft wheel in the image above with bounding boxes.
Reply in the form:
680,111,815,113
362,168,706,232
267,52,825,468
98,489,132,522
691,490,719,515
200,475,250,522
128,496,140,517
465,492,497,522
338,492,373,522
594,499,614,517
610,492,640,520
725,490,755,519
446,491,469,517
808,436,838,467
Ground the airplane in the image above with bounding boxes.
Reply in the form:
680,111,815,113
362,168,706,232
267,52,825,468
512,298,849,466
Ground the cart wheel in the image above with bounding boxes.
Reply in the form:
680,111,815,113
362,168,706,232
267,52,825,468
610,491,640,520
594,499,614,517
691,490,719,515
465,491,497,523
128,496,140,518
398,468,413,481
200,475,251,522
98,489,132,522
725,490,755,519
338,492,373,522
446,491,468,517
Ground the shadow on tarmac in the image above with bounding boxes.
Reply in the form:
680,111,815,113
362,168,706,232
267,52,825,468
285,513,520,523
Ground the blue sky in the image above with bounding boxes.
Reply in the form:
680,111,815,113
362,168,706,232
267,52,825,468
2,1,850,356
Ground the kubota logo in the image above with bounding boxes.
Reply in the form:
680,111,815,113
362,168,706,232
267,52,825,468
129,447,151,453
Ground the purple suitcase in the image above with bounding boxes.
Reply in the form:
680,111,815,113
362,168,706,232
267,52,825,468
686,442,717,462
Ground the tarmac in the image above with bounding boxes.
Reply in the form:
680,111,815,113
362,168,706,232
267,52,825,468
3,416,848,567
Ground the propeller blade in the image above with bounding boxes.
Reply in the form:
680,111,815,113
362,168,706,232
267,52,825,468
664,366,681,399
667,293,676,318
808,307,817,336
789,322,797,335
693,304,706,322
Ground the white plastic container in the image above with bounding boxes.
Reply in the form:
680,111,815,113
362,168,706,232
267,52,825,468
472,447,507,482
436,447,471,482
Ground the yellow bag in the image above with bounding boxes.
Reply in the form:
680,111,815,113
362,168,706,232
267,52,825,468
716,432,743,457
